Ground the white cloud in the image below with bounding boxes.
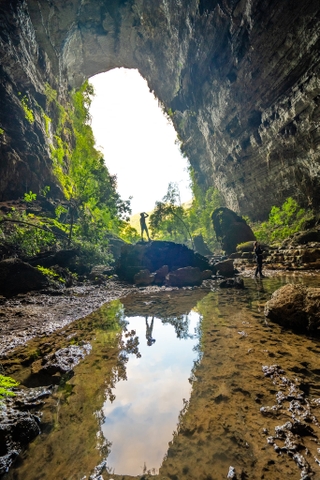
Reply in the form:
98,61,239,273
89,68,192,215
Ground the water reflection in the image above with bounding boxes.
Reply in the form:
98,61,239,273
3,275,320,480
101,312,200,476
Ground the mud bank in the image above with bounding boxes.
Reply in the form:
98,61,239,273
0,279,136,356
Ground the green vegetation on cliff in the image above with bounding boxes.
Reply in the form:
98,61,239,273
252,197,310,244
0,81,134,267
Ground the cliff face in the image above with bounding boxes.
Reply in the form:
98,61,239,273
1,0,320,219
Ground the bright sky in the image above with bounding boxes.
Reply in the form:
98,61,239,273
89,68,192,215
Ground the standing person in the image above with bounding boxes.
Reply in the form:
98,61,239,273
140,212,151,241
253,241,264,277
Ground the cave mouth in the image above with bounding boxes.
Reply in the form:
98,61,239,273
88,68,192,216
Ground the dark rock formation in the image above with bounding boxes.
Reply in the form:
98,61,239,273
264,284,320,332
0,386,52,475
25,249,78,268
1,1,320,218
0,258,49,296
115,240,212,283
212,207,255,255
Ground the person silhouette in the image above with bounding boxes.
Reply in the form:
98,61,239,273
145,316,156,346
140,212,151,241
253,241,265,277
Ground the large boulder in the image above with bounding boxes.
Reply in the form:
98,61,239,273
214,259,235,277
212,207,255,255
165,267,202,287
133,269,155,286
264,284,320,332
0,258,49,296
115,240,212,283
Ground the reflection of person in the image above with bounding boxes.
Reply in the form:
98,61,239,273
145,316,156,346
140,212,151,241
253,241,264,277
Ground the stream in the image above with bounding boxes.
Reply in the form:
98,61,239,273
2,273,320,480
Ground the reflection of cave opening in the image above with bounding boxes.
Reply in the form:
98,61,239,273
101,311,200,476
89,68,191,216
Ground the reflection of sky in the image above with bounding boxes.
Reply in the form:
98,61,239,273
101,311,200,475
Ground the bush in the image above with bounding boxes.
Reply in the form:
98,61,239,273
253,198,312,244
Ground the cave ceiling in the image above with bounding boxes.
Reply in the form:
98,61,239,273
1,0,320,219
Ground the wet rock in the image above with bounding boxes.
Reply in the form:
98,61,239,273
212,208,255,255
261,365,318,478
219,277,244,289
0,258,49,297
227,466,237,479
13,386,53,410
214,259,235,277
133,269,155,286
264,284,320,332
40,343,92,375
165,267,202,287
262,365,285,377
0,388,48,475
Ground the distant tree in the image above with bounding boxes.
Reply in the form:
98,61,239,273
149,183,194,247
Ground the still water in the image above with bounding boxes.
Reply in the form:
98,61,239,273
101,313,200,475
3,274,320,480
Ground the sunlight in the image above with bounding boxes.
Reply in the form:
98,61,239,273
89,68,192,215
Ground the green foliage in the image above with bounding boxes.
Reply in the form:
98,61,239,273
19,94,35,124
36,265,64,283
187,169,225,250
24,191,37,203
42,112,51,136
73,240,113,268
2,210,56,256
149,176,225,252
0,128,4,135
150,183,193,245
3,81,132,267
119,223,140,243
47,80,131,251
55,205,68,220
0,375,19,401
41,185,50,197
44,82,58,104
253,197,309,243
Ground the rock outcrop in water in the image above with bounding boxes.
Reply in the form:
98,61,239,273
265,284,320,333
1,1,320,219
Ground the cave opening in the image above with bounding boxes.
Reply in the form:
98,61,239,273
88,68,192,216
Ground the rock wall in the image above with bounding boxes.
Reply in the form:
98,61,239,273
1,0,320,219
